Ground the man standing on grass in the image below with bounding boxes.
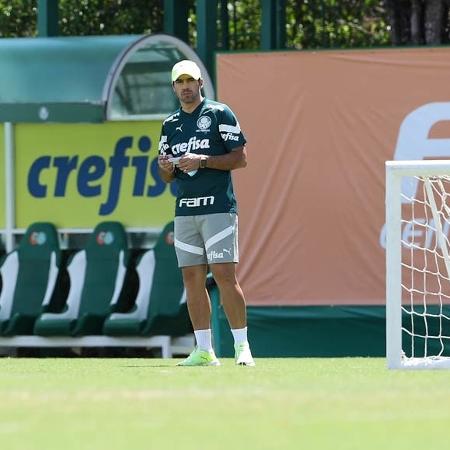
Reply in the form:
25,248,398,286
158,59,255,367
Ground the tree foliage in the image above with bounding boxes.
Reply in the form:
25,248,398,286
0,1,450,48
0,1,37,37
285,0,390,49
225,0,261,49
58,0,163,36
0,0,163,38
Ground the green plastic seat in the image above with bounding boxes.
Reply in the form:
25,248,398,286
103,221,191,337
0,222,61,335
34,222,129,336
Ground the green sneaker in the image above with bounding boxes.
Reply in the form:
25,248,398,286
235,342,255,366
177,347,221,366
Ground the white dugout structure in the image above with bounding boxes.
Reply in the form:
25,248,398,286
0,33,214,252
0,33,216,355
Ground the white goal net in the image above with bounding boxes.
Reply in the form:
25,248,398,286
386,160,450,369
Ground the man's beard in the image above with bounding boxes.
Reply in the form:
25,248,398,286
180,91,198,103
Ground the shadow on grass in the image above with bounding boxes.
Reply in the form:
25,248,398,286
121,363,178,368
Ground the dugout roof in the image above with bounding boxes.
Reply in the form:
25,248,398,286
0,33,214,123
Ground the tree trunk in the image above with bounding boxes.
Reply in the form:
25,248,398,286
424,0,445,44
385,0,403,44
384,0,411,45
410,0,424,44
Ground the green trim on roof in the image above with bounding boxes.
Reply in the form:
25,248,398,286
0,102,105,123
0,35,141,123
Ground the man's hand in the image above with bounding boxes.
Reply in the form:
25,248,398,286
158,155,176,183
178,153,202,173
158,155,175,173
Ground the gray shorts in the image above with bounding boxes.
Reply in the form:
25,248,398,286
174,213,239,267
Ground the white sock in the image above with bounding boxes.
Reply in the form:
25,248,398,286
231,327,248,346
194,329,213,352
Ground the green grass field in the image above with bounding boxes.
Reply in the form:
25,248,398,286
0,357,449,450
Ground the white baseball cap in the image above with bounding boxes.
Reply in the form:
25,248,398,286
171,60,202,82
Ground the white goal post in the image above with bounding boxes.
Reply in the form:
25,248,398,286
386,160,450,369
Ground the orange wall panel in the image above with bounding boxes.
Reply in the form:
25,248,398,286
217,48,450,305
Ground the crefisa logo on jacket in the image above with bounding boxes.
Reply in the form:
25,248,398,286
29,231,47,246
96,231,114,245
